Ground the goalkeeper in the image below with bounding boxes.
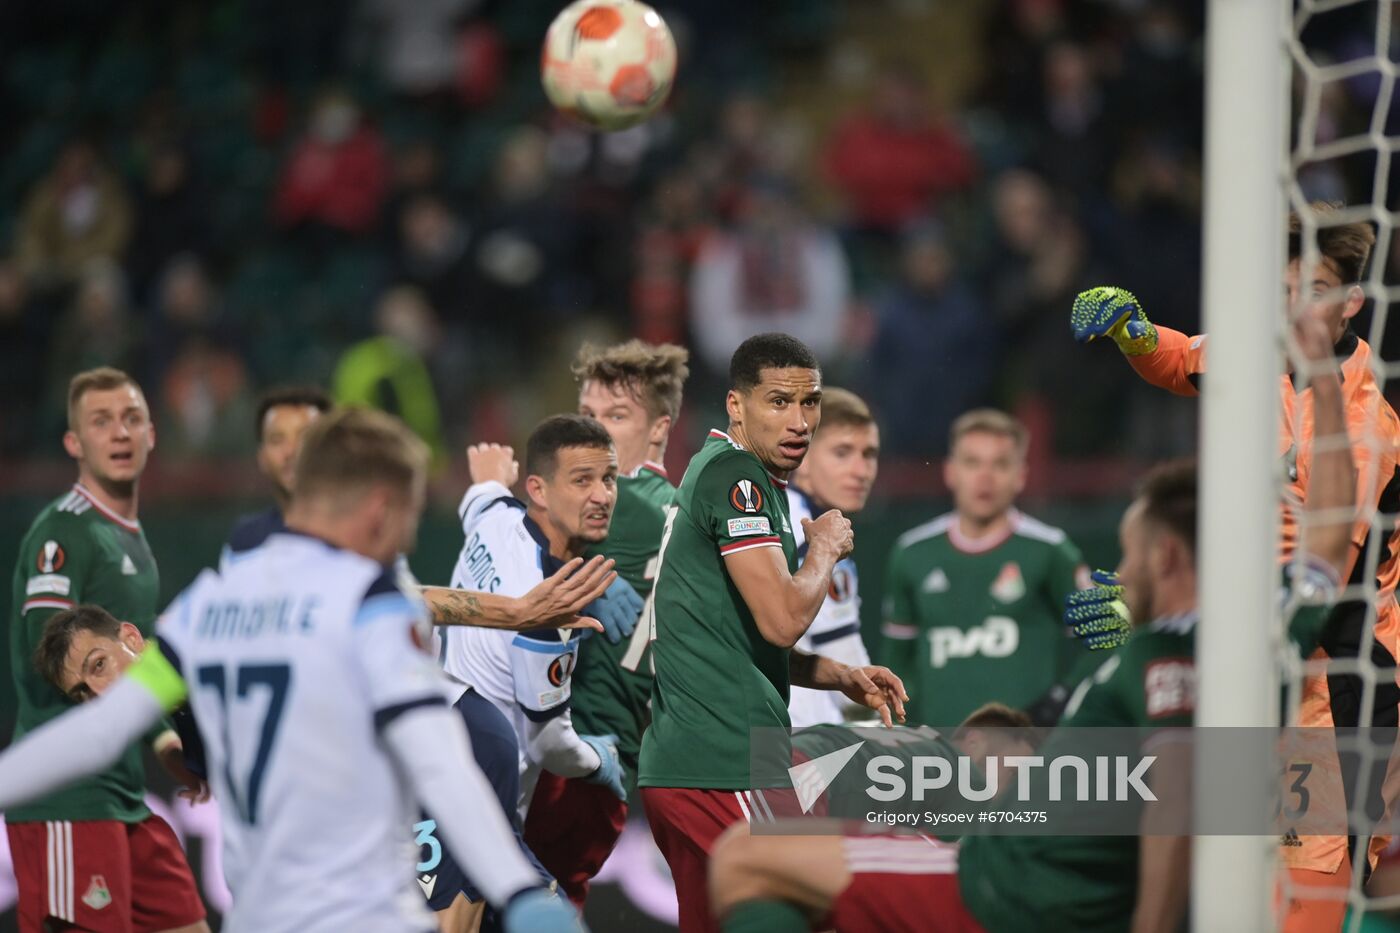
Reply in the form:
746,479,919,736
1071,201,1400,933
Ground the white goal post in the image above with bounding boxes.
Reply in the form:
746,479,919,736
1193,0,1289,929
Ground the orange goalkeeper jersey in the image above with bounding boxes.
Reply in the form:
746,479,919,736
1131,325,1400,873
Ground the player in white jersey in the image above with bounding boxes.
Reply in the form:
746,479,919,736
0,409,583,933
441,415,627,817
785,388,880,727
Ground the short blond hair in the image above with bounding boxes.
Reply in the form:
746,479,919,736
818,387,874,431
294,408,429,505
572,340,690,421
67,367,143,429
950,409,1028,458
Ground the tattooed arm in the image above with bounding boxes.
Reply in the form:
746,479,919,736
421,555,615,632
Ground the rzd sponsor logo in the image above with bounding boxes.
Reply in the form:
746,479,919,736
926,616,1019,668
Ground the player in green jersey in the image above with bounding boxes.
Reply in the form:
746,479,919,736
782,703,1036,828
637,333,907,933
518,340,692,905
880,409,1090,727
7,367,209,933
704,312,1356,933
571,338,690,771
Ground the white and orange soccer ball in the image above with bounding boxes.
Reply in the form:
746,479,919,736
541,0,678,131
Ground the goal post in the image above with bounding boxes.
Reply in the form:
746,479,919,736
1193,0,1289,929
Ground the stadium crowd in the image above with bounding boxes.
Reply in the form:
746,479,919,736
0,0,1223,464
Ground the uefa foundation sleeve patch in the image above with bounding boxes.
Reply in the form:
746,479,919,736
727,517,773,538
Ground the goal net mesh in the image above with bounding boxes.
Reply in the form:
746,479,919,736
1285,1,1400,928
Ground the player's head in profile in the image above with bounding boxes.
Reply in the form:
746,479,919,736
286,407,430,565
254,384,333,507
34,603,144,702
524,414,619,550
726,332,822,477
574,339,689,473
954,701,1039,797
1115,458,1196,627
792,386,879,515
945,409,1029,532
63,367,154,497
1285,201,1375,344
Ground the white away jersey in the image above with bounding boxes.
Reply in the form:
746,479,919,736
786,486,871,727
442,482,583,802
157,532,448,933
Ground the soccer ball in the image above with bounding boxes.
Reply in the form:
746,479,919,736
541,0,678,131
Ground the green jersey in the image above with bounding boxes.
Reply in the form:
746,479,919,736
639,429,797,789
881,511,1089,726
8,484,160,823
793,722,964,822
574,465,674,788
959,564,1336,933
626,461,676,512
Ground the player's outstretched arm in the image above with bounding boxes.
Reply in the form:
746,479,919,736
1296,309,1356,578
1071,286,1203,397
789,651,908,727
726,509,854,648
0,645,178,810
421,555,614,632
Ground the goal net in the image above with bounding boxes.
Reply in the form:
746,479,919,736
1198,1,1400,929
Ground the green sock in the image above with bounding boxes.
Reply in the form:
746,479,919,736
722,899,810,933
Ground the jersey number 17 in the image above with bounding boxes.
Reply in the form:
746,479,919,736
195,662,292,825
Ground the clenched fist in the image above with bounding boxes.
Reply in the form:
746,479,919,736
467,443,519,488
802,509,854,561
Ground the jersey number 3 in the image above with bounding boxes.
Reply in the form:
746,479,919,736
196,662,292,825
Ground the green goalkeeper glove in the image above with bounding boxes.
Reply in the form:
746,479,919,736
1070,286,1159,356
1064,570,1132,650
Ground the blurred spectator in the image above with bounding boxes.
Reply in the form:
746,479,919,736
44,261,137,433
1104,138,1201,334
467,127,577,352
352,0,479,97
976,0,1063,122
127,142,210,301
689,178,849,375
17,140,133,294
159,338,255,457
382,138,446,233
983,169,1079,332
0,257,42,452
392,193,472,323
822,64,976,234
1109,5,1201,152
865,223,995,458
696,93,781,221
332,286,446,464
632,167,712,346
143,255,235,389
273,88,389,238
1032,41,1110,200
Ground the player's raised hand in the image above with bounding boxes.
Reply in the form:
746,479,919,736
803,509,854,561
467,443,519,488
1070,286,1159,356
1290,304,1340,370
519,556,616,632
1064,570,1131,650
836,665,908,727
